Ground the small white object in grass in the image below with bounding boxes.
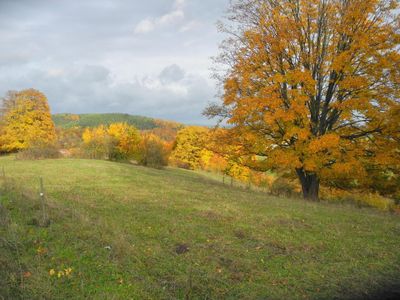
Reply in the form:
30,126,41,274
40,193,44,197
104,246,111,250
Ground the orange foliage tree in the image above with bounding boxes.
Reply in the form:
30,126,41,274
205,0,400,200
0,89,56,152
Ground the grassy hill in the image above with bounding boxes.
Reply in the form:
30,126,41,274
0,156,399,299
52,113,159,130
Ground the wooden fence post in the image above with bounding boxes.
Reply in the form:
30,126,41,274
0,167,2,209
39,177,47,225
1,166,6,191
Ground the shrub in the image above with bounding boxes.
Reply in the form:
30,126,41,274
360,193,395,211
171,160,191,169
138,134,169,169
16,143,60,160
320,187,395,211
81,123,141,161
270,177,298,198
80,139,110,160
393,192,400,206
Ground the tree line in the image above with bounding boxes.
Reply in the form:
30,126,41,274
0,0,399,206
0,86,399,209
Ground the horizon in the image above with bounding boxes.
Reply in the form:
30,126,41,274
51,111,211,127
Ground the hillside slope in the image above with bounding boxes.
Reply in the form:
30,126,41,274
0,157,399,299
52,113,159,129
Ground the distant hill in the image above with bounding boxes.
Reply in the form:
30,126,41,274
53,113,159,130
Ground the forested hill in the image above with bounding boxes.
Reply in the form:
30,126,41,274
52,113,176,130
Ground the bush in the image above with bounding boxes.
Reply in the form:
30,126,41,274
16,143,60,160
360,193,395,210
393,192,400,206
80,136,116,160
270,177,298,198
171,160,191,169
138,135,169,169
320,187,395,211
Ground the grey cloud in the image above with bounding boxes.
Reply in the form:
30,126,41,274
0,63,215,124
0,0,229,124
159,64,185,83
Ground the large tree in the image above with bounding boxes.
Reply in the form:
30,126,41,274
0,89,56,152
205,0,400,200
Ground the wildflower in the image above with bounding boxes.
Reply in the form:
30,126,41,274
49,269,55,276
64,268,73,276
37,246,47,255
57,271,64,278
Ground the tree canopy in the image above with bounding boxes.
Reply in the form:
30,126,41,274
206,0,400,200
0,89,56,152
82,123,141,160
170,126,213,170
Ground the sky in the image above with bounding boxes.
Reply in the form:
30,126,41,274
0,0,230,124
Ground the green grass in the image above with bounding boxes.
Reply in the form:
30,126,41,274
52,113,159,129
0,156,399,299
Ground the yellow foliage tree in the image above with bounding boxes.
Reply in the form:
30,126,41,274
0,89,56,152
81,125,109,159
205,0,400,200
82,123,141,160
107,123,141,159
170,126,213,170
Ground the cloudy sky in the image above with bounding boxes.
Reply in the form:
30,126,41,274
0,0,229,124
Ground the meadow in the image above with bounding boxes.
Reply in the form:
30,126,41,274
1,156,399,299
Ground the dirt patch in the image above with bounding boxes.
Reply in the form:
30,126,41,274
175,243,190,254
233,229,247,239
265,241,289,255
216,256,251,283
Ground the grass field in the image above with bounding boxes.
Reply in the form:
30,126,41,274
1,156,399,299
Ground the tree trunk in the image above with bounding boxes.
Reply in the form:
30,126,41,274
296,168,320,201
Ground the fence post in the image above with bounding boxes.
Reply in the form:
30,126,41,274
1,166,6,192
0,167,2,209
39,177,47,225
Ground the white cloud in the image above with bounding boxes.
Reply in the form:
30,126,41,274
179,20,201,33
159,10,184,25
133,18,156,34
174,0,185,9
134,0,185,34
